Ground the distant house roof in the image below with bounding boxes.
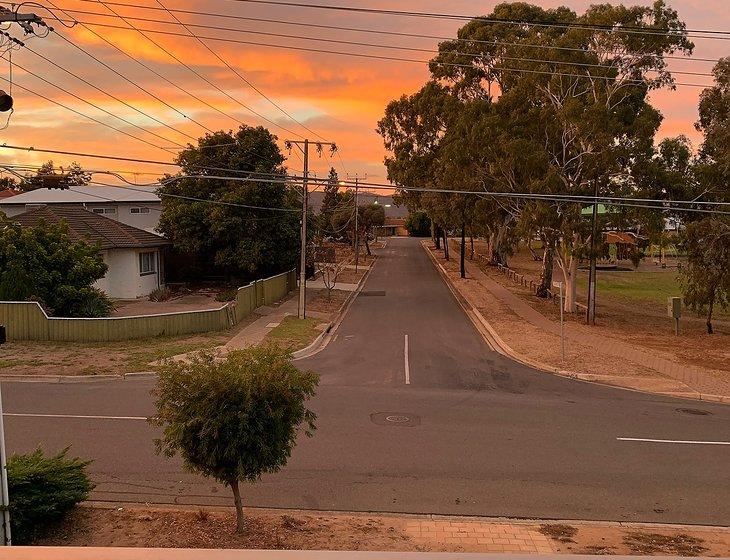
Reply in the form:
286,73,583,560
0,185,160,205
604,232,637,245
0,189,20,199
12,205,170,250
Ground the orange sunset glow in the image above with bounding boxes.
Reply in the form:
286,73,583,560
0,0,727,183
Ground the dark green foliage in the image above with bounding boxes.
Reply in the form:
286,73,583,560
405,212,431,237
21,161,90,192
317,167,342,236
0,218,113,317
157,127,300,279
152,345,319,531
7,448,93,544
215,288,237,302
679,218,730,334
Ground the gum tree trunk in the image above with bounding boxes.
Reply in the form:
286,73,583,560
536,238,554,298
460,222,466,278
230,479,245,533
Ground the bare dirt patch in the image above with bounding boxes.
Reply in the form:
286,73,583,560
31,505,730,556
473,242,729,380
307,288,350,318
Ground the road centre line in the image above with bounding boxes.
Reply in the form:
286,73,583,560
404,334,410,385
617,437,730,446
4,413,147,421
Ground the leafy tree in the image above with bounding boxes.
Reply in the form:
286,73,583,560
678,57,730,334
157,127,300,280
679,218,729,334
405,211,431,237
152,346,319,533
0,218,112,317
7,448,93,544
0,175,19,192
358,203,386,255
21,161,90,191
317,167,342,236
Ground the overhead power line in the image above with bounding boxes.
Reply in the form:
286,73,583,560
151,0,329,143
36,10,714,78
53,2,721,65
92,0,306,138
0,74,182,155
0,144,300,177
215,0,730,41
35,17,714,88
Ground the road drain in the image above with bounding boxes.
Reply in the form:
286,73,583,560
370,412,420,427
676,408,712,416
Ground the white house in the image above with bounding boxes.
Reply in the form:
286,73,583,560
0,185,162,233
12,205,170,299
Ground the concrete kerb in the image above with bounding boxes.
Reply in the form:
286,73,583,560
421,242,730,405
293,256,378,361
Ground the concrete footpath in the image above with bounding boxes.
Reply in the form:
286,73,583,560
434,241,730,402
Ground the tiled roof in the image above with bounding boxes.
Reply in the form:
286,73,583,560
11,205,170,250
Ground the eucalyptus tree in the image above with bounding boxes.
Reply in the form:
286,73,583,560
429,0,693,311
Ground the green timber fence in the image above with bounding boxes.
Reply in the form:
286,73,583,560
0,269,297,343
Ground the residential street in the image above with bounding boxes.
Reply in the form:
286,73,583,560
3,238,729,525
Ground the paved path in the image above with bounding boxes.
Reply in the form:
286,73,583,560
460,250,730,397
2,238,729,525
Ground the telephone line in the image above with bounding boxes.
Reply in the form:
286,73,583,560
37,10,714,78
217,0,730,40
93,0,305,138
37,18,714,88
54,1,721,63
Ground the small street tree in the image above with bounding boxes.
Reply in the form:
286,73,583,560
151,346,319,533
679,218,729,334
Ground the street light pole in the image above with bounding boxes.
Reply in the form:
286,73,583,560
586,179,599,325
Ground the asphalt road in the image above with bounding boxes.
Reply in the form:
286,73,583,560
3,238,729,525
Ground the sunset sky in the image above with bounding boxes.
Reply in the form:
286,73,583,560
0,0,726,186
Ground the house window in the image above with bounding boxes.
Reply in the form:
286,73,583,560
91,207,116,215
139,251,157,276
130,207,150,214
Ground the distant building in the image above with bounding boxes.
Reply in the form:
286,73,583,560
375,217,408,237
307,190,408,219
0,185,161,233
12,205,170,299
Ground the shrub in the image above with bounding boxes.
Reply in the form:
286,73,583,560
149,286,173,302
59,287,115,318
215,288,237,302
7,448,93,544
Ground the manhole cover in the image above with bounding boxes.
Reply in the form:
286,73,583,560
370,412,420,427
360,290,386,297
676,408,712,416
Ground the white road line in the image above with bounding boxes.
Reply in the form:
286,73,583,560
617,437,730,446
4,413,147,421
404,334,410,385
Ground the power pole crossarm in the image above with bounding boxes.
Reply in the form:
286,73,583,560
0,7,43,33
284,139,338,320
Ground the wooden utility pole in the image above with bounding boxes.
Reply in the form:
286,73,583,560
347,173,367,273
285,140,338,319
586,179,599,325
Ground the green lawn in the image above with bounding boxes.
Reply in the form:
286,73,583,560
576,269,682,305
265,316,323,352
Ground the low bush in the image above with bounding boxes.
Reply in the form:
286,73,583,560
215,288,237,302
7,448,94,544
149,286,173,302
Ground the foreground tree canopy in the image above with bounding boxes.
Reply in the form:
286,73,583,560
0,218,112,317
157,126,301,280
378,0,698,309
152,345,319,533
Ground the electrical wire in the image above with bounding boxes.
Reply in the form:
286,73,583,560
152,0,329,143
34,8,714,78
92,0,306,138
214,0,730,41
44,0,216,134
38,17,714,88
52,1,722,64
